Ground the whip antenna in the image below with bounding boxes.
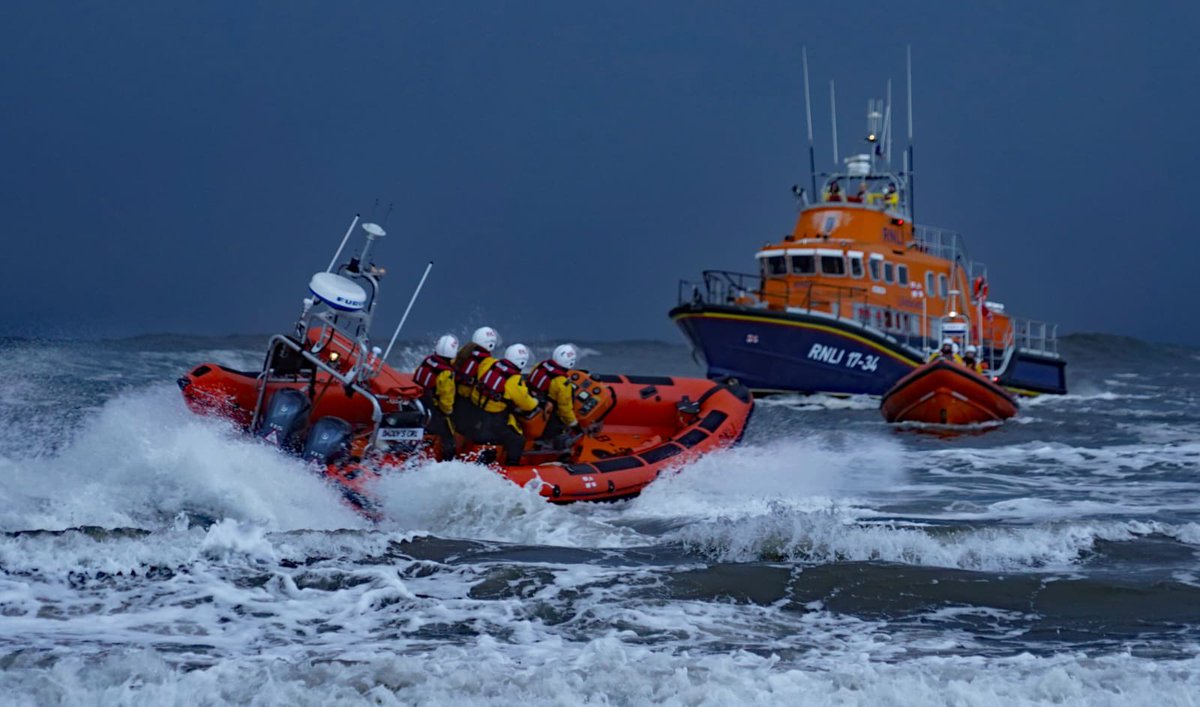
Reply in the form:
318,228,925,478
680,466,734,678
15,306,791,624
906,44,915,218
802,47,817,199
326,214,361,272
830,80,840,165
383,261,434,362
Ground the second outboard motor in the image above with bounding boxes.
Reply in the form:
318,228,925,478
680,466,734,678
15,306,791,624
302,416,354,465
256,388,311,453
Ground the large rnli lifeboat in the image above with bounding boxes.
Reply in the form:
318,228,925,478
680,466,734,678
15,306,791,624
880,358,1018,425
670,53,1067,398
178,218,752,515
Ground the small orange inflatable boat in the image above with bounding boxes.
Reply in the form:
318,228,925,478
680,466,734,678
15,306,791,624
178,217,752,516
880,359,1017,425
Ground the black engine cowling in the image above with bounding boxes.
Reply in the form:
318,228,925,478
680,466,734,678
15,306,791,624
302,416,353,465
255,388,311,452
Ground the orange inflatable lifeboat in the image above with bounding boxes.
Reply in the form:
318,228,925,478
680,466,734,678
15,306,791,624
880,358,1018,425
178,217,752,517
181,357,751,512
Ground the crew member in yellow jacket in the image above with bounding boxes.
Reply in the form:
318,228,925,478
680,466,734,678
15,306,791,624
468,343,539,465
526,344,580,446
928,338,964,365
413,334,459,460
962,344,984,374
452,326,499,436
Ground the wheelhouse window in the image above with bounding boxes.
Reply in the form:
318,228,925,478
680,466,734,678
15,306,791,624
938,274,948,298
790,254,816,275
925,271,935,296
884,262,895,284
897,265,909,285
849,253,864,278
869,256,882,281
766,256,788,276
819,254,846,276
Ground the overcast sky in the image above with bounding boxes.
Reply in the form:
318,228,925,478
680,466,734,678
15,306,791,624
3,1,1197,346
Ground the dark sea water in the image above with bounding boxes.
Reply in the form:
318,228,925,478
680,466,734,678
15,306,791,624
1,334,1198,705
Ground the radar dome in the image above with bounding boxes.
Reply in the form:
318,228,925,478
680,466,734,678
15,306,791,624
309,272,368,312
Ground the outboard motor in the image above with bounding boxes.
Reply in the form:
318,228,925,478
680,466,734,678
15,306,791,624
255,388,311,453
302,416,354,465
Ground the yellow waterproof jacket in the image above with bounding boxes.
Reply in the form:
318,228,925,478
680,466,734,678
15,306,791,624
471,359,539,430
928,351,964,365
545,375,578,426
454,343,495,399
432,369,455,416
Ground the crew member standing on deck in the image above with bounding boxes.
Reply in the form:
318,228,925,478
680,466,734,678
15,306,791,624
929,338,964,365
469,343,539,465
453,326,500,435
824,181,842,202
413,334,459,460
527,344,580,446
962,345,983,374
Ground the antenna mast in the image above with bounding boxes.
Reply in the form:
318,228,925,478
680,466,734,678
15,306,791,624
885,79,893,165
802,47,817,199
830,80,839,166
327,214,361,273
906,45,915,219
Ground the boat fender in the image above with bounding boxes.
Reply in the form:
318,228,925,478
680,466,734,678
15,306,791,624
302,416,353,465
256,389,311,453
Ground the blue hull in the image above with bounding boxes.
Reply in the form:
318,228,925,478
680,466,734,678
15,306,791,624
997,351,1068,395
670,304,1068,396
671,305,922,396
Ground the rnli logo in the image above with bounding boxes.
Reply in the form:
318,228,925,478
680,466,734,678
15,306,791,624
745,334,759,344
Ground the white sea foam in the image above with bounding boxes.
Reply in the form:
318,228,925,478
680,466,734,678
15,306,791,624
372,459,645,547
1,629,1197,706
621,433,907,522
755,393,880,411
0,385,364,532
668,509,1200,570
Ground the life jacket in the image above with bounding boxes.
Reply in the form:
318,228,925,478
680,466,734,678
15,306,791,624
455,347,491,387
475,359,521,404
526,360,567,399
413,355,453,394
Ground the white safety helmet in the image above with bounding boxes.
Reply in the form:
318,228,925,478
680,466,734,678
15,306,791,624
472,326,499,352
964,344,978,355
434,334,459,359
552,343,578,369
941,338,954,347
505,343,530,371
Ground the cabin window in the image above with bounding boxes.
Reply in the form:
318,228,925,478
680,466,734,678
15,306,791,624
869,259,881,281
897,265,909,285
766,256,788,276
820,255,846,276
925,271,935,296
884,262,895,284
791,255,816,275
938,274,948,298
849,256,864,278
